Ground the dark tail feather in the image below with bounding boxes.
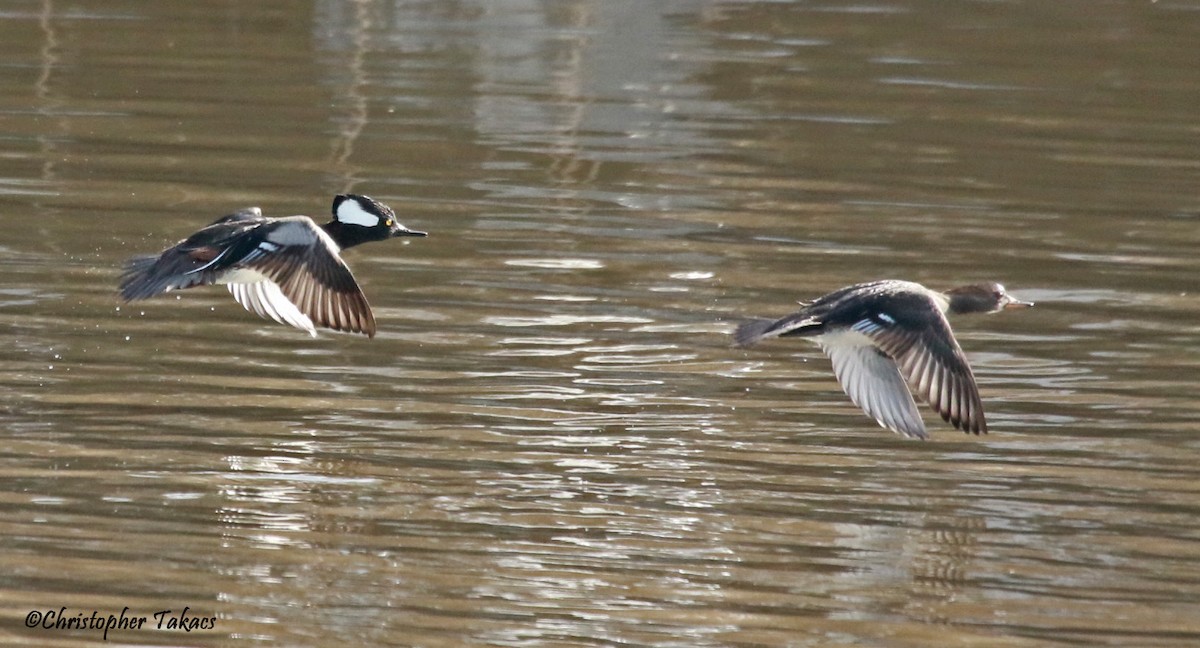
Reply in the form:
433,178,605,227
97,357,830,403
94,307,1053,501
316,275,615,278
119,253,209,301
733,318,779,348
118,255,164,300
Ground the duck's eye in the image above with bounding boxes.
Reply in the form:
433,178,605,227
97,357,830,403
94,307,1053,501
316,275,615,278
385,218,394,227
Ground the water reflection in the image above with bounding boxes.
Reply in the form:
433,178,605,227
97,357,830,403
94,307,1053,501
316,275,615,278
3,0,1200,646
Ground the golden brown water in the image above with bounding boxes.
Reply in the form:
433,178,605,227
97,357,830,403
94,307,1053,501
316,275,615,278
2,1,1200,646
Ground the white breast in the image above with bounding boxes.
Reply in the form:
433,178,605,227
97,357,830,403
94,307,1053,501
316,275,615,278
217,268,270,285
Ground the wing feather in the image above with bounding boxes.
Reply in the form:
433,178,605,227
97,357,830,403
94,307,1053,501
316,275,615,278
241,221,377,337
860,309,988,435
228,281,317,337
821,334,928,439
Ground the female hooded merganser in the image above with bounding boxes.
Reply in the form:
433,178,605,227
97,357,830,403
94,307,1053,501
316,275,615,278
119,194,425,338
734,280,1032,439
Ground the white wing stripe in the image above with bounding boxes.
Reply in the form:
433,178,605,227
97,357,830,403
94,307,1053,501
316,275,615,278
183,247,231,276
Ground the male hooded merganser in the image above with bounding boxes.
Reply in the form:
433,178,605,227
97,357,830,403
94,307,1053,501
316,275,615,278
119,194,426,337
734,280,1032,439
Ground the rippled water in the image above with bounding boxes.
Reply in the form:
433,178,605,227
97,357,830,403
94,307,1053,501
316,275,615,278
3,1,1200,646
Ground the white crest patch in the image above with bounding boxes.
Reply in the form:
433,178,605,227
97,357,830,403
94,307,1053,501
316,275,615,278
336,198,381,227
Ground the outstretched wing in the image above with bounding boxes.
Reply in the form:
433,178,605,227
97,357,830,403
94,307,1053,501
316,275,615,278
852,312,987,435
820,332,928,439
228,218,377,337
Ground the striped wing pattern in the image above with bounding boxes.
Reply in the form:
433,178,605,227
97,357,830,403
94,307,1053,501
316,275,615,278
851,314,987,435
230,221,376,337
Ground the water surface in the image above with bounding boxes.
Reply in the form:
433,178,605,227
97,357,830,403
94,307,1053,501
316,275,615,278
2,1,1200,646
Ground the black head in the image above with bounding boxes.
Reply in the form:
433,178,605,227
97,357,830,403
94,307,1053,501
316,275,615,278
327,194,427,248
944,282,1034,315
